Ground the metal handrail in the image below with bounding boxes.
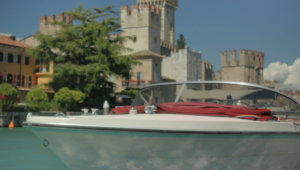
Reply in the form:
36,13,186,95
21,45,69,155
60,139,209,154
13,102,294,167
141,81,298,105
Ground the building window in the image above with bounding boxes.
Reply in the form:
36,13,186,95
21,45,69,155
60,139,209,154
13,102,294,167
8,53,14,63
3,52,7,62
25,56,30,65
17,75,21,86
27,76,32,87
0,52,3,62
133,35,137,42
17,55,21,64
13,55,17,63
7,73,13,84
137,72,143,85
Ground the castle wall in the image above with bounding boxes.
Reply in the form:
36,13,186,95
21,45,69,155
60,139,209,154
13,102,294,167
187,49,202,81
162,48,202,82
137,0,178,45
201,61,214,81
221,67,247,82
39,13,72,35
121,5,161,54
162,48,188,81
218,49,264,84
161,4,175,45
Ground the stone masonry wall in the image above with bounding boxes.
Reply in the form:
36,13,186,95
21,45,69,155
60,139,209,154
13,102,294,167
219,49,264,84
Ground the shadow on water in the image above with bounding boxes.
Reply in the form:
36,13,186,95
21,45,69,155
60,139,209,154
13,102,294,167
0,127,67,170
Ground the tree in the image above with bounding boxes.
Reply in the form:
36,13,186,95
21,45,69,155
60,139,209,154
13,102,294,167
176,34,186,49
54,87,85,112
0,83,18,111
26,88,50,111
29,5,137,108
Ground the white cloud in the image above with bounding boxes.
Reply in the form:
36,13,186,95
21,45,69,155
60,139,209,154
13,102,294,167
264,58,300,90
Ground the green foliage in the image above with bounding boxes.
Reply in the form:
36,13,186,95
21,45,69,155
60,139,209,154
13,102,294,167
0,83,18,111
120,88,138,99
28,5,137,108
176,34,186,49
4,104,39,112
26,88,51,111
54,87,85,112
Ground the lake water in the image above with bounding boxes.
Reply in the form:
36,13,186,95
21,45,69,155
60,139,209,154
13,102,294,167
0,127,67,169
2,127,300,169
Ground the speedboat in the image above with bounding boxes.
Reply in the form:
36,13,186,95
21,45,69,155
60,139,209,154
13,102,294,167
24,81,300,169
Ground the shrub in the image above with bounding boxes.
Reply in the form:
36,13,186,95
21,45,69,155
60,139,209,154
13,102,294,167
0,83,18,111
54,87,85,112
26,88,51,111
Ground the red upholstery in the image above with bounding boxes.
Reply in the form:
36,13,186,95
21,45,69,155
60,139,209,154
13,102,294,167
110,102,274,121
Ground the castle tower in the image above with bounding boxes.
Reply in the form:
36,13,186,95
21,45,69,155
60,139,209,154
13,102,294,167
121,4,161,54
220,51,228,67
137,0,178,46
239,49,248,66
229,50,237,66
219,49,264,85
39,13,72,35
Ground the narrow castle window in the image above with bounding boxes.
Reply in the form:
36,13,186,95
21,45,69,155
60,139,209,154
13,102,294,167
133,35,137,42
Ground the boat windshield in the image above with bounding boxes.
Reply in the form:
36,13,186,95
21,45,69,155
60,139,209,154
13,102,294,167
132,81,298,112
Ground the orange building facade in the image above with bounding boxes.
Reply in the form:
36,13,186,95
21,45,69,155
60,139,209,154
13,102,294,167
0,35,36,91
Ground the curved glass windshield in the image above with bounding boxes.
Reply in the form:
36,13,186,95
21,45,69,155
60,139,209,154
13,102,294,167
132,82,298,112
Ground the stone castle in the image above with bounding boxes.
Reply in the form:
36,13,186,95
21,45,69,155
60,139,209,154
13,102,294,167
39,13,72,35
217,49,264,85
120,0,177,56
21,0,270,92
119,0,214,89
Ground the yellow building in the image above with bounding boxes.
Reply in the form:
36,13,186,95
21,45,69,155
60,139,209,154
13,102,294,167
0,34,38,100
0,34,36,88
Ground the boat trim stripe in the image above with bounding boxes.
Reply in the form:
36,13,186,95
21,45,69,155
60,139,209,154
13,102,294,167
23,123,300,135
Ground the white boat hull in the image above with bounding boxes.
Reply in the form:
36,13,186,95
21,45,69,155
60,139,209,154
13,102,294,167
25,114,300,133
24,114,300,169
28,126,300,170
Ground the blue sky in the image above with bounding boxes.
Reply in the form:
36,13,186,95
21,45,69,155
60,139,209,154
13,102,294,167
1,0,300,70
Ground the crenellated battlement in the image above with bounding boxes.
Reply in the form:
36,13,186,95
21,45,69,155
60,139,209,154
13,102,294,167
137,0,178,8
220,49,264,68
121,4,161,16
121,4,161,30
39,13,72,35
40,13,72,26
